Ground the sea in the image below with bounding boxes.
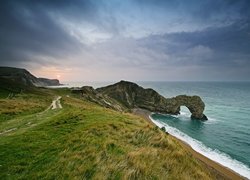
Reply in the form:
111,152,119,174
59,81,250,178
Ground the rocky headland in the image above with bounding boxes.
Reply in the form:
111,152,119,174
72,80,208,120
0,67,61,87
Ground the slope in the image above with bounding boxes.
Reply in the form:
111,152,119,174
0,88,216,179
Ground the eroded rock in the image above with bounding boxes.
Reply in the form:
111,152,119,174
73,80,208,120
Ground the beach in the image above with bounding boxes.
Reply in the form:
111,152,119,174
133,108,245,180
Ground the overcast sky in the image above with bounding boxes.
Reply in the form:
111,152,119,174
0,0,250,81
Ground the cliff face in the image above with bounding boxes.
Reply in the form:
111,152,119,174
96,81,166,110
74,81,207,120
36,78,61,86
0,67,61,87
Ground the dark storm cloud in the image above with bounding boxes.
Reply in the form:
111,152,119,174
0,0,249,81
135,0,250,20
138,19,250,68
0,0,99,66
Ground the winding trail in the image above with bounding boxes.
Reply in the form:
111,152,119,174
0,128,17,135
51,96,62,110
0,96,63,136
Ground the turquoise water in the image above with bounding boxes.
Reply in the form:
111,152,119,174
138,82,250,178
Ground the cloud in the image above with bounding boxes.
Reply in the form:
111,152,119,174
139,20,250,67
0,0,127,67
0,0,249,81
0,0,86,67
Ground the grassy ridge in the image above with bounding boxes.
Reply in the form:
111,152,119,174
0,89,215,179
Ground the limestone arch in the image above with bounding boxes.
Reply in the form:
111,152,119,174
171,95,208,120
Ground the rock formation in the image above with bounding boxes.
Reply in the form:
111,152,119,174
0,67,61,87
36,78,61,87
170,95,207,120
73,80,208,120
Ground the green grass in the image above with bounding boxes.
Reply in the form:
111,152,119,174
0,89,54,123
0,88,215,179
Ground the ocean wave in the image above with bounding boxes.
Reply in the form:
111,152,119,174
180,111,189,116
171,111,190,120
149,116,250,179
170,111,219,124
203,117,220,124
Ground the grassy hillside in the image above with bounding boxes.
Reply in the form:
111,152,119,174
0,88,215,179
0,88,54,122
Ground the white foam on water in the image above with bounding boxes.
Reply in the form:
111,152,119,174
203,117,221,124
177,112,190,121
149,115,250,179
169,112,189,120
180,111,189,116
169,111,220,124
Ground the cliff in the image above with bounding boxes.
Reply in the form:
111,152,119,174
73,81,208,120
36,78,61,87
0,67,61,87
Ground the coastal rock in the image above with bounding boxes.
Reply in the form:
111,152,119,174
36,78,61,86
72,86,125,111
75,80,208,120
0,67,61,87
170,95,208,120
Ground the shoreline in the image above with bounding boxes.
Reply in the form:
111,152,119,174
132,108,246,180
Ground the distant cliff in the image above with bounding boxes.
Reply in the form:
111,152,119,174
0,67,61,87
36,78,61,87
72,81,208,120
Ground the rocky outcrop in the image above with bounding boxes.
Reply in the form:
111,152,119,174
72,86,126,111
74,80,208,120
96,81,167,111
36,78,61,86
167,95,207,120
0,67,61,87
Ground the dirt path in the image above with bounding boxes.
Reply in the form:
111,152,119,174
0,96,63,136
0,128,17,135
51,96,62,110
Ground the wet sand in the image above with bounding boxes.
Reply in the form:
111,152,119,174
132,108,246,180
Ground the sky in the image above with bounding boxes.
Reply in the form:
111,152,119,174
0,0,250,82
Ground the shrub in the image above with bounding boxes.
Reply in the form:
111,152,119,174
160,126,166,132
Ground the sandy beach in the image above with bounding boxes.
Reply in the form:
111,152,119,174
132,108,246,180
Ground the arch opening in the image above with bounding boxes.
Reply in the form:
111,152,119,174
180,106,192,116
